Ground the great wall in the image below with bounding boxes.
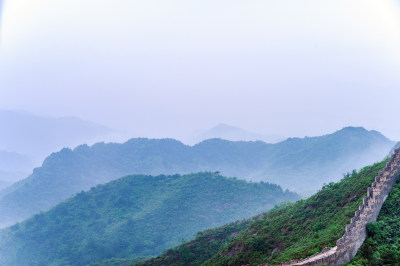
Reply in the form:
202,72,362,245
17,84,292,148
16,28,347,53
260,147,400,266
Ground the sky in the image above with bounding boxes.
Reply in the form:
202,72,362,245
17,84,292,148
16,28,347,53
1,0,400,142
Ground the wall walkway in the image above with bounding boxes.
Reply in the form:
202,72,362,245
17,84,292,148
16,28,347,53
261,147,400,266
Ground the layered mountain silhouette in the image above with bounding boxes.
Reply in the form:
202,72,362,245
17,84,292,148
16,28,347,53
0,109,112,164
0,127,393,228
192,123,285,144
0,150,33,190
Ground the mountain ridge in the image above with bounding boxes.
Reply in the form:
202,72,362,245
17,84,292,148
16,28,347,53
0,150,33,190
138,158,389,266
0,109,112,164
192,123,285,144
0,172,299,266
0,126,393,228
259,148,400,265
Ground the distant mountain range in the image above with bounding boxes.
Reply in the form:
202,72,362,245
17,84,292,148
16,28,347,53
0,151,34,190
191,123,285,144
0,126,393,228
0,173,299,266
0,109,112,164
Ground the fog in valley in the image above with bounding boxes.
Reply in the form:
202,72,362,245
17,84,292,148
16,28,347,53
1,0,400,142
1,0,400,265
1,0,400,185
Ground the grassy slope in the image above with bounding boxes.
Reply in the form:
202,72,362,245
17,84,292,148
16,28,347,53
205,160,386,265
138,159,387,266
135,218,256,266
0,173,298,266
349,179,400,265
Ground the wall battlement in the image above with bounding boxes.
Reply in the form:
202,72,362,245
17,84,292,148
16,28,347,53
261,147,400,266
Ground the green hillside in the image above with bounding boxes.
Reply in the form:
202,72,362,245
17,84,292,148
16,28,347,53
135,213,268,266
0,127,393,227
349,179,400,265
138,159,387,266
0,173,298,266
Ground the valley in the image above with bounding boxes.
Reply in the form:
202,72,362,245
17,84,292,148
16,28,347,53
2,0,400,264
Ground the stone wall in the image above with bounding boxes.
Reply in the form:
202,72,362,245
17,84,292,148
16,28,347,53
262,147,400,266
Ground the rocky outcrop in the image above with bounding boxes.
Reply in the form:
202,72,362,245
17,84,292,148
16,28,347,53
262,147,400,266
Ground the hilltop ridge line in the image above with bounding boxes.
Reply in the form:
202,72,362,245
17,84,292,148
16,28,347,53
261,147,400,266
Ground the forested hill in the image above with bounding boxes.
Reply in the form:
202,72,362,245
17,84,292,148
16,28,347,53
0,126,393,227
137,159,387,266
0,173,298,266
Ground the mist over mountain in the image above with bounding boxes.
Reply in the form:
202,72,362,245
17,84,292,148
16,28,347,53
0,151,32,172
0,151,33,190
191,123,285,144
0,173,298,266
2,0,400,264
0,0,3,30
0,110,113,164
0,126,393,228
0,170,27,191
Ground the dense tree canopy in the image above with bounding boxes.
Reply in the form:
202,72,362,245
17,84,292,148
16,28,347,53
0,172,298,266
138,160,387,266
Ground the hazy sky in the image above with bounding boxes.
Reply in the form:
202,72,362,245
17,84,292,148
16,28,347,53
1,0,400,142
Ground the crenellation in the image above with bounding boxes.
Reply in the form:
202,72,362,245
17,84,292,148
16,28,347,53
262,147,400,266
367,187,372,198
362,196,368,205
